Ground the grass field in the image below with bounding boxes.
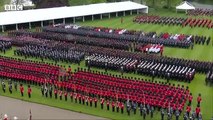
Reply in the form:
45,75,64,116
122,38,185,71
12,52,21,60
0,9,213,120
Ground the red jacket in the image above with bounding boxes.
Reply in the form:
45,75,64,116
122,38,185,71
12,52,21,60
28,88,32,94
197,96,202,102
196,107,200,114
189,95,193,102
186,106,191,112
20,86,24,93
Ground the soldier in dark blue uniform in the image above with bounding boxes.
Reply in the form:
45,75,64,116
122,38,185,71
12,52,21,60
2,80,6,93
175,109,180,120
161,108,165,120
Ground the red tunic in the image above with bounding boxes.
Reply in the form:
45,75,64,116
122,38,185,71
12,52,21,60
64,92,67,96
186,106,191,112
189,95,193,102
20,86,24,93
196,107,200,114
54,89,58,94
197,96,202,102
111,102,115,107
28,88,32,94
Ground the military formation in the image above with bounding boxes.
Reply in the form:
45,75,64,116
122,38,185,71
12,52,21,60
133,15,186,26
0,23,211,120
206,71,213,86
38,69,190,120
187,9,213,16
137,60,195,82
8,28,212,50
42,26,193,48
0,56,60,85
15,45,84,64
8,31,131,50
0,41,12,53
182,18,213,29
133,15,213,29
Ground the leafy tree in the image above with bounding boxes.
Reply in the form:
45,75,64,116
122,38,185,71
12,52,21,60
167,0,171,8
152,0,155,7
90,0,106,4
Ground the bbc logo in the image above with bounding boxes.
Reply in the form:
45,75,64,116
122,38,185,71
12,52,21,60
4,4,23,11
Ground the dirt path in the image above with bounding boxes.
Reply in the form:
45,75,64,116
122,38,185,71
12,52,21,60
0,96,108,120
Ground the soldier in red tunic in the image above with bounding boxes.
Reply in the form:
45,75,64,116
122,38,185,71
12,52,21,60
197,94,202,106
195,105,201,118
120,102,124,114
111,101,115,112
64,91,68,101
100,98,104,109
116,101,120,112
82,95,85,105
59,90,63,100
20,84,24,97
69,92,73,102
89,97,93,107
78,94,82,104
28,85,32,98
107,100,110,110
54,88,58,99
74,93,77,103
86,96,89,106
94,97,98,108
188,93,193,106
186,104,191,117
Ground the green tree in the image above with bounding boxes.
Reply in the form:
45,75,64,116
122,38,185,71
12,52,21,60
90,0,106,4
152,0,155,7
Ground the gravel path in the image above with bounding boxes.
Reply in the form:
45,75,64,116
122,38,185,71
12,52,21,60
0,96,108,120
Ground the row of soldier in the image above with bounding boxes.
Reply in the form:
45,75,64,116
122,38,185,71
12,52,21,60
0,56,60,85
206,71,213,86
0,41,12,54
187,9,213,16
42,26,192,48
182,18,213,29
8,31,131,51
133,15,213,29
137,60,195,82
1,79,32,98
133,15,186,26
15,45,84,64
73,44,213,73
86,53,196,81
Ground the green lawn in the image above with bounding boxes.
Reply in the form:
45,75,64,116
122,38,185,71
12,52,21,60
0,9,213,120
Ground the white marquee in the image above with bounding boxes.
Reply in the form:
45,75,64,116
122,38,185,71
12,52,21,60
0,1,148,26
